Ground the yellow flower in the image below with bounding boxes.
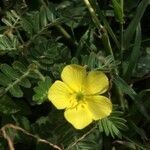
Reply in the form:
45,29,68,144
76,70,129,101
48,64,112,129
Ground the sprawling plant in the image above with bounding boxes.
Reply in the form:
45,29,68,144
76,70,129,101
0,0,149,149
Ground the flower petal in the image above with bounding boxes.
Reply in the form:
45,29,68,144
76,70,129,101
85,71,109,94
48,80,73,109
61,64,86,92
86,95,112,120
64,103,93,129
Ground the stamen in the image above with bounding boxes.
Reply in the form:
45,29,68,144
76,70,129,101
76,92,84,101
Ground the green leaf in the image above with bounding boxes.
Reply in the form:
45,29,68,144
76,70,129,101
113,76,137,99
12,115,31,130
88,0,120,49
29,38,70,72
21,6,56,39
76,28,96,57
12,61,28,73
113,76,150,120
40,7,48,27
138,89,150,99
0,35,19,53
100,13,120,49
57,1,87,28
33,12,40,34
0,87,5,97
33,76,51,104
19,78,31,88
0,73,11,86
136,48,150,77
123,136,148,150
0,95,19,114
98,109,127,138
45,6,56,22
112,0,124,23
9,84,23,98
124,24,142,80
123,0,149,49
21,17,33,36
74,128,103,150
2,10,20,28
0,64,20,80
0,62,34,97
124,0,140,11
128,120,147,140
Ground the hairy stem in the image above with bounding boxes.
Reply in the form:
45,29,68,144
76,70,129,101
120,0,124,74
0,124,62,150
83,0,125,110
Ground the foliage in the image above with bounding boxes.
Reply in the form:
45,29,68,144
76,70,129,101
98,108,128,139
0,0,149,149
33,76,51,104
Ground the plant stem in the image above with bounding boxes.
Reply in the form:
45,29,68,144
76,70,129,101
83,0,103,29
83,0,117,73
56,24,72,41
83,0,113,59
1,124,62,150
120,24,124,59
119,0,126,109
83,0,126,110
56,24,78,45
120,0,124,74
34,69,45,81
66,126,96,150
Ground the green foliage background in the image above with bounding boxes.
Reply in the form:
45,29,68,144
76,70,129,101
0,0,149,149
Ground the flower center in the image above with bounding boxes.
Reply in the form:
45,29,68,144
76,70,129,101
76,92,84,102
